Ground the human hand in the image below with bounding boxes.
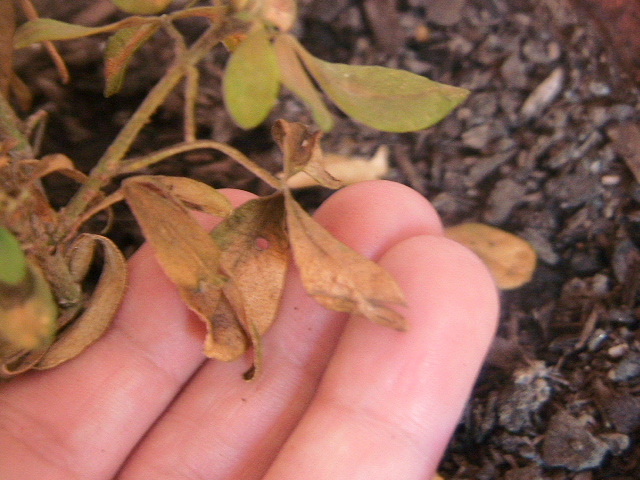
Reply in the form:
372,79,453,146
0,180,498,480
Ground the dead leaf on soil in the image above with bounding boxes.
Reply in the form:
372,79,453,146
284,190,407,329
122,176,235,359
445,222,537,290
285,146,390,189
211,194,289,377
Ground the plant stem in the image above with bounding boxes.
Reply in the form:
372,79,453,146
57,16,245,238
119,140,283,189
0,92,33,160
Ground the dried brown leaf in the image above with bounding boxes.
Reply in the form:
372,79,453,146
36,234,127,369
212,194,289,376
284,191,406,329
0,0,15,98
272,119,342,189
149,175,233,218
122,177,236,360
444,222,537,290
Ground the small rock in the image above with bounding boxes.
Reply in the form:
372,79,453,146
483,178,527,224
426,0,466,26
504,464,544,480
461,123,492,150
609,351,640,382
541,410,610,471
501,53,529,89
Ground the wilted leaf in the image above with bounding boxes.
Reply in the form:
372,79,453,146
149,175,233,217
122,177,230,357
287,34,469,132
0,258,57,351
211,194,289,375
111,0,173,15
272,119,342,189
286,146,389,189
274,35,333,131
284,191,406,329
36,234,127,369
223,27,280,129
205,293,249,361
444,222,537,290
104,22,160,97
14,17,150,49
170,6,225,22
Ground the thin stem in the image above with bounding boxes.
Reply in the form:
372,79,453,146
119,140,283,190
58,16,245,238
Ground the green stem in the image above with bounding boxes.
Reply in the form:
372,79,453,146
57,16,245,238
0,92,33,160
119,140,282,189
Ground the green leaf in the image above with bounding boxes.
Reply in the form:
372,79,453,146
14,17,151,49
223,27,280,129
104,23,160,97
111,0,172,15
273,34,333,131
287,35,470,132
0,227,27,285
0,259,57,350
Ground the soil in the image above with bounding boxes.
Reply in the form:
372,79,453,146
12,0,640,478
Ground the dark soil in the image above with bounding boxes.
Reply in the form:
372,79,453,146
13,0,640,478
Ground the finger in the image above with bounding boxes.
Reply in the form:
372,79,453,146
0,190,256,480
117,180,444,479
262,235,499,480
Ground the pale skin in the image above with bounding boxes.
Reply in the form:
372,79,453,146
0,180,499,480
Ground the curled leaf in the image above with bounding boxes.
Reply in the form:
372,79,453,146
272,119,342,189
284,191,406,330
36,234,127,369
104,22,160,97
223,27,280,129
444,222,537,290
211,194,289,375
122,177,229,357
273,34,333,131
287,34,469,132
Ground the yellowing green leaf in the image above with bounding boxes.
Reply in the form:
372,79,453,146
223,27,280,129
212,194,289,375
111,0,172,15
287,35,469,132
36,234,127,369
122,177,229,356
0,226,27,285
104,23,160,97
272,119,342,189
284,191,406,330
13,18,149,48
0,259,57,350
274,35,333,131
444,222,537,290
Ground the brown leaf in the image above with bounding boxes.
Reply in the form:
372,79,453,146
284,191,407,330
122,177,236,360
444,222,537,290
211,194,289,376
205,293,249,362
149,175,233,217
272,119,342,189
36,234,127,369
